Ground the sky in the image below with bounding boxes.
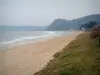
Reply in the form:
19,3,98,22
0,0,100,26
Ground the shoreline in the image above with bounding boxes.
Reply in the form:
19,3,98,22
0,31,73,51
0,31,72,51
0,31,83,75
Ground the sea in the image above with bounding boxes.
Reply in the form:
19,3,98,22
0,30,73,50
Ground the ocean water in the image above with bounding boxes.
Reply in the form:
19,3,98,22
0,30,72,50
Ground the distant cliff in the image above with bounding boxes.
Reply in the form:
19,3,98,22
47,14,100,30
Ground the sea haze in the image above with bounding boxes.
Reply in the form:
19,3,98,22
0,25,47,31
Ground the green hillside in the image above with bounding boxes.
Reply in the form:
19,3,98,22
34,32,100,75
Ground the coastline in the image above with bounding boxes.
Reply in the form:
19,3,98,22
0,31,72,51
0,31,83,75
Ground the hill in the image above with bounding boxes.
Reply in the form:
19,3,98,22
34,32,100,75
47,14,100,30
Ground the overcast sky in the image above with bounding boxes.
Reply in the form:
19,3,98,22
0,0,100,26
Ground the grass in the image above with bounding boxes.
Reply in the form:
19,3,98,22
34,32,100,75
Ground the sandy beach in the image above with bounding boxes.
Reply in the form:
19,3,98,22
0,31,83,75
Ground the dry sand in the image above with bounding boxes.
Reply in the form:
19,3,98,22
0,31,83,75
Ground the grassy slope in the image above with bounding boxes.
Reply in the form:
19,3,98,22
34,32,100,75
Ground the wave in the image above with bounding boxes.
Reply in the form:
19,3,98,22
0,31,73,46
0,31,57,45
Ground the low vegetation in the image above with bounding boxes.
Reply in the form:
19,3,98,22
34,32,100,75
90,25,100,44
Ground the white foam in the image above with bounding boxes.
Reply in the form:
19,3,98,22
0,31,72,45
43,31,55,34
0,33,56,45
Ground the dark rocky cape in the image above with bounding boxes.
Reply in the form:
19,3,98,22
47,14,100,30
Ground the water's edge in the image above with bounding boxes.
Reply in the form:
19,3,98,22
0,31,73,50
